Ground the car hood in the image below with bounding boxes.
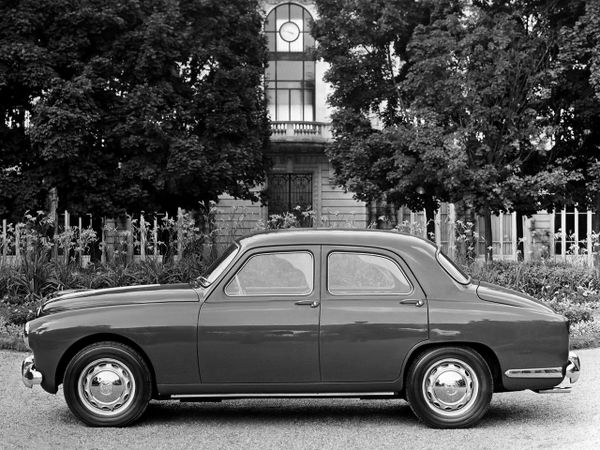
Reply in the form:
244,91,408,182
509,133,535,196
40,284,201,315
476,280,555,314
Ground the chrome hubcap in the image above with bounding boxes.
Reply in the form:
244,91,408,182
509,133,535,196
78,358,136,417
422,358,479,417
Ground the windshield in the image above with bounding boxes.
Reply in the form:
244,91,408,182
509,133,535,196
196,243,239,287
436,251,471,285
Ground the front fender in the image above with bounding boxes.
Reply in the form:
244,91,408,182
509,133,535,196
28,302,200,394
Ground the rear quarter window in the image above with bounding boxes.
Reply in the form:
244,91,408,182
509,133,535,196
436,251,470,285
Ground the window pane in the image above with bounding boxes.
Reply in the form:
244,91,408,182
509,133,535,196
266,32,276,52
437,251,470,284
303,91,313,121
289,27,303,52
304,61,315,81
265,10,276,31
276,81,302,89
266,62,276,81
290,4,303,23
200,244,239,285
225,252,314,296
266,89,276,120
276,90,289,121
328,252,412,295
303,9,313,31
277,60,303,80
290,90,303,120
304,33,315,53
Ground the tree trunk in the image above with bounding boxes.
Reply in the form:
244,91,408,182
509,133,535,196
483,209,493,263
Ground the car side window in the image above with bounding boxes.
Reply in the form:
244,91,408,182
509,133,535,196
225,251,313,296
327,252,412,295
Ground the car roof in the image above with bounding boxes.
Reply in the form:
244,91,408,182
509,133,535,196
236,228,437,254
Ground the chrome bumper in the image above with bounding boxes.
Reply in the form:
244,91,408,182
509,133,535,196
537,352,581,394
21,355,43,388
565,351,581,383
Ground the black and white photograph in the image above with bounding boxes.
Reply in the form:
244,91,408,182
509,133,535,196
1,0,599,448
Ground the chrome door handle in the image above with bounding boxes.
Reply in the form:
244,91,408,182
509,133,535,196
400,299,424,307
295,299,321,308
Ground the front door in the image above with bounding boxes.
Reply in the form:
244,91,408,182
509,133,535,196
197,246,320,383
319,246,429,382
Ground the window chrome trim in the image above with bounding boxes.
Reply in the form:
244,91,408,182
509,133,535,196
436,250,471,285
326,251,413,296
224,250,314,297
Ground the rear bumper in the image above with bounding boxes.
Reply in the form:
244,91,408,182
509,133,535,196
504,351,580,393
21,355,43,388
536,352,580,394
565,351,581,383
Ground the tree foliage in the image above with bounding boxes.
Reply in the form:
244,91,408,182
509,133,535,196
550,0,600,206
0,0,270,220
314,0,599,241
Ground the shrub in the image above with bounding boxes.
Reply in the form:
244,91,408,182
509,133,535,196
545,299,594,324
467,261,600,301
466,261,599,325
6,304,37,326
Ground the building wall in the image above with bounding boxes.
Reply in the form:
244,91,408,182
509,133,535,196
216,152,367,240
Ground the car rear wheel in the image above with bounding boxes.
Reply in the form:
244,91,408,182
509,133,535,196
63,341,152,427
406,346,492,428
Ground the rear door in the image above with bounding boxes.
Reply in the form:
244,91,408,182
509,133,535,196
198,245,321,383
319,245,429,382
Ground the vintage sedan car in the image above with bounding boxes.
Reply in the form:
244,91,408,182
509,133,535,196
22,229,580,428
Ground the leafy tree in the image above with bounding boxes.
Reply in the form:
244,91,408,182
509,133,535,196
549,0,600,216
0,0,270,220
315,0,583,259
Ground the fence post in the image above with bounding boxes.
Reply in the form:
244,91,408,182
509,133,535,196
78,216,82,266
498,212,504,260
587,210,593,266
153,217,158,259
140,214,146,262
126,215,134,264
561,207,567,262
63,210,69,264
434,210,441,248
15,224,20,262
574,206,579,255
448,204,456,260
511,212,517,261
177,207,184,261
101,217,106,265
49,187,58,262
1,219,6,265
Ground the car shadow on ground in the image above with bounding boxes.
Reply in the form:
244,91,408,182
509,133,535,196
137,398,574,429
140,399,418,426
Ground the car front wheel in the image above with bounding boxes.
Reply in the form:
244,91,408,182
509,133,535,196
406,346,492,428
63,341,152,427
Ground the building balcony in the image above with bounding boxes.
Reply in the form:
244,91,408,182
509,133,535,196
270,121,332,144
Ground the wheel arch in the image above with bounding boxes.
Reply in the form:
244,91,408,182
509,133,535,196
401,341,503,394
55,333,158,398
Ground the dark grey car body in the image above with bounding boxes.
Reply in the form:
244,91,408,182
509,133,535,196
22,229,580,427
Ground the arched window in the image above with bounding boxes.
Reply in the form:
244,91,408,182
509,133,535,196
265,3,315,122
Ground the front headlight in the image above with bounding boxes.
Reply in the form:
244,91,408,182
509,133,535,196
23,321,30,348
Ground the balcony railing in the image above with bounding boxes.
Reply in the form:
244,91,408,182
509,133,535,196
270,121,332,142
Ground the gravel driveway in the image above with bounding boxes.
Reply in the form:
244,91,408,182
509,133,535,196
1,348,599,449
